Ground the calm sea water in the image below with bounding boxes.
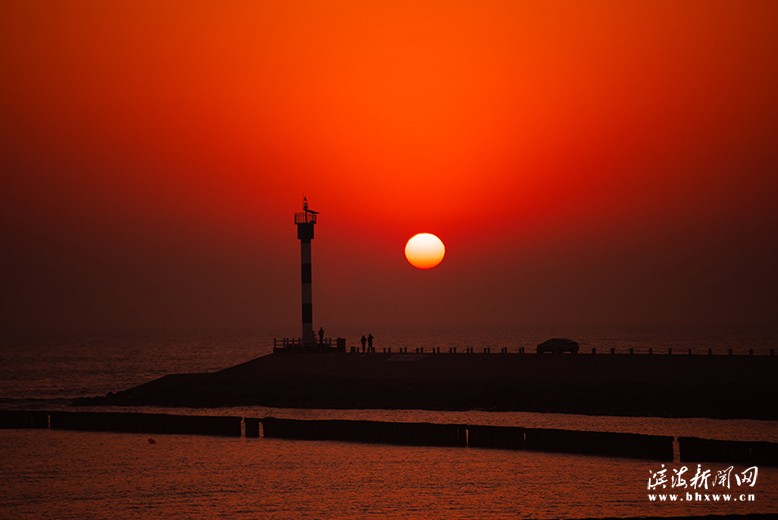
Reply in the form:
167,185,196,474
1,328,777,518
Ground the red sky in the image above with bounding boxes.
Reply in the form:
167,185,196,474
2,1,777,335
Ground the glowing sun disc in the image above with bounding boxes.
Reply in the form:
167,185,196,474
405,233,445,269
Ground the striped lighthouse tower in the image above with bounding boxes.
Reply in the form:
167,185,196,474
295,197,318,347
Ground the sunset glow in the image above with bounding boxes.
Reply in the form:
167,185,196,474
1,1,777,331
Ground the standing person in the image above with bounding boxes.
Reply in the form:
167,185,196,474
318,327,325,345
360,335,367,352
367,333,374,351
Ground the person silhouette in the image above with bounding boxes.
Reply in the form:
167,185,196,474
360,335,367,352
367,333,374,351
318,327,324,345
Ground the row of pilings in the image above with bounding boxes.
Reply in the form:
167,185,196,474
0,410,241,437
259,418,673,461
2,410,777,466
679,436,778,466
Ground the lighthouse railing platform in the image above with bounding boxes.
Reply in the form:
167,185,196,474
274,337,345,353
294,211,317,224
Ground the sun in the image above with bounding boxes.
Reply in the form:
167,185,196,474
405,233,445,269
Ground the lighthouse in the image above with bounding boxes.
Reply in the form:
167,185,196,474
295,197,318,347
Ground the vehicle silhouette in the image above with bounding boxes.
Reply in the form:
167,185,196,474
536,338,580,354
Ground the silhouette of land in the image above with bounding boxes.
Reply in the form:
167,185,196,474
75,352,778,420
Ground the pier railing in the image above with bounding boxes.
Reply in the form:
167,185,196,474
274,337,345,353
272,340,776,356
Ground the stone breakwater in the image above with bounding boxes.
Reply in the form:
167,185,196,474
74,351,778,420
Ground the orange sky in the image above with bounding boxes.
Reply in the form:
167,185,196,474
2,1,777,335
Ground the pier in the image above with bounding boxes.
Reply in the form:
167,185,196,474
74,350,778,420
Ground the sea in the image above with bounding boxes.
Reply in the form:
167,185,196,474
1,326,777,519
